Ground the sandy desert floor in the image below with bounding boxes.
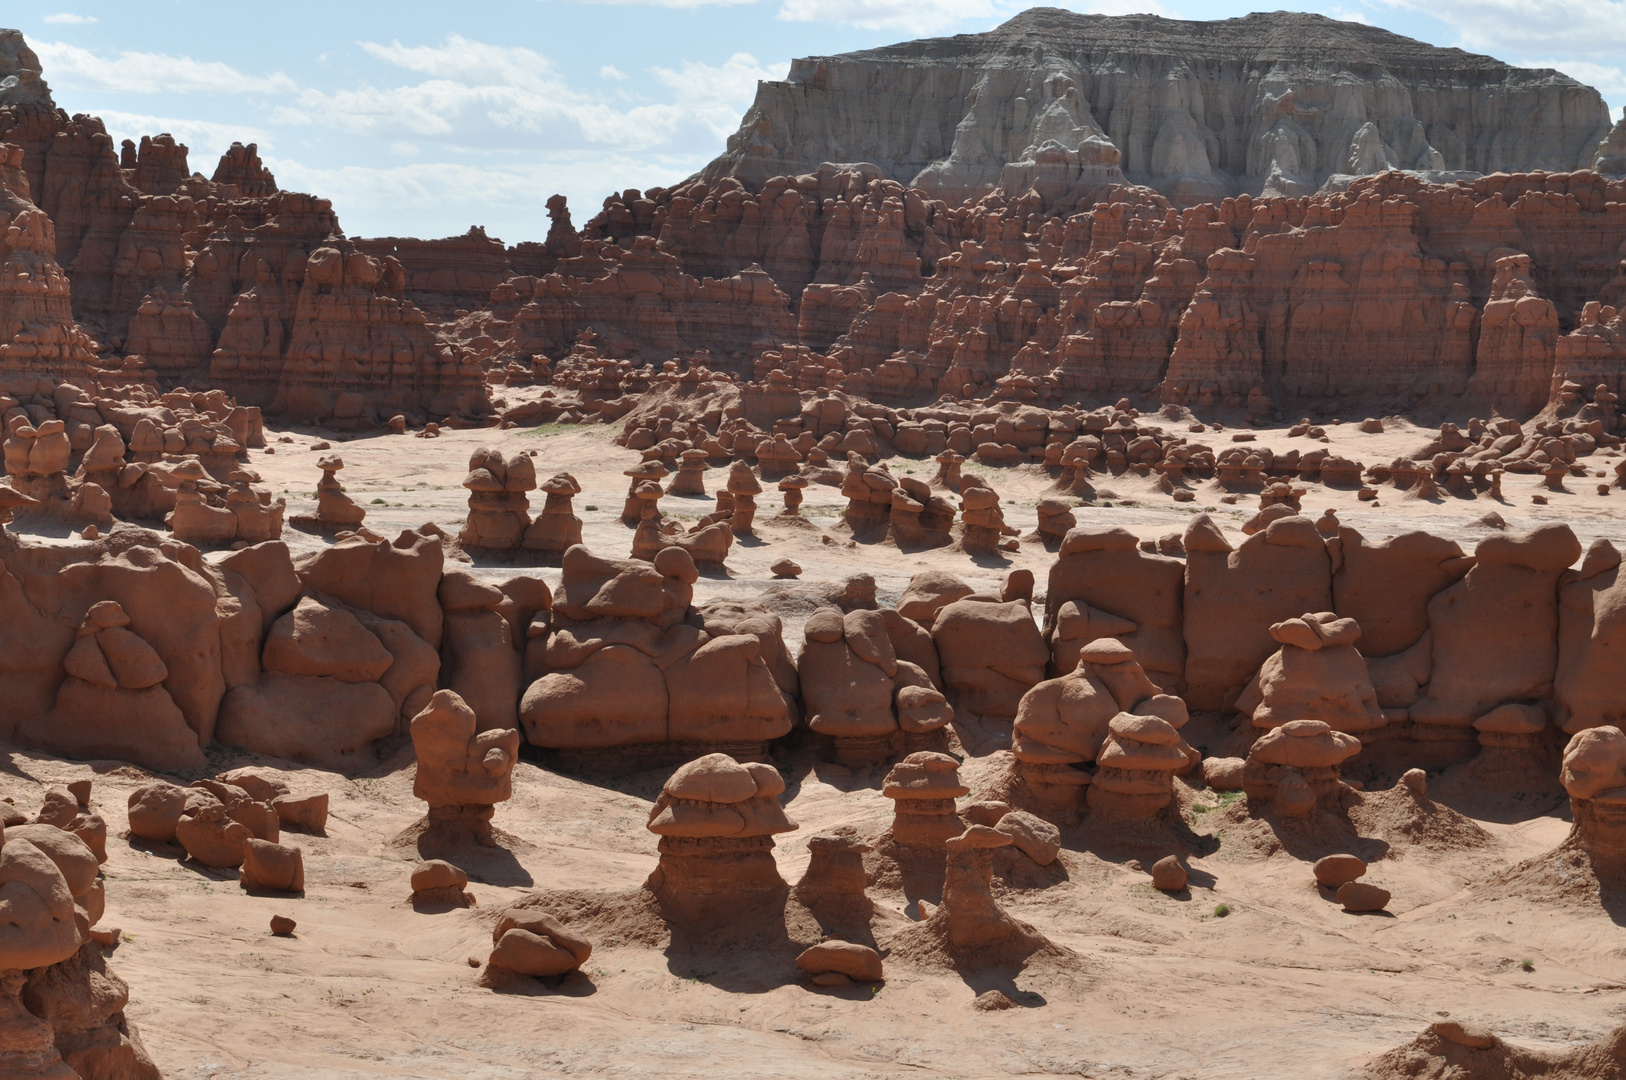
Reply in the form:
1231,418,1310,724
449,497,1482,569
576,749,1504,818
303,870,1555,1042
8,411,1626,1080
254,406,1626,602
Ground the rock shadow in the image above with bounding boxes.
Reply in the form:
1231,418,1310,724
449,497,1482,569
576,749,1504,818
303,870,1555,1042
993,846,1070,892
394,818,534,888
866,835,947,908
177,859,241,883
659,888,806,994
483,967,598,997
410,893,474,914
1252,807,1391,864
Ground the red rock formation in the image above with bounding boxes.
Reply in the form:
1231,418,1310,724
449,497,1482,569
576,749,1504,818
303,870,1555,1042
210,142,277,198
799,608,951,764
1466,252,1560,413
479,235,796,373
1045,524,1184,691
518,545,795,754
0,105,140,324
355,226,514,318
411,688,520,844
645,753,796,924
0,165,98,383
124,133,191,197
1182,513,1332,710
109,195,208,340
1561,725,1626,863
213,232,488,424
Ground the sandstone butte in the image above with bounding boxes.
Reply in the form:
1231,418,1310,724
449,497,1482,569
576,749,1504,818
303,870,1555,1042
5,10,1626,1080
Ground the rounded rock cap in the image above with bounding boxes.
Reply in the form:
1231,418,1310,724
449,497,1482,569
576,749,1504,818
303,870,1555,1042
945,824,1012,850
1249,720,1362,768
1107,712,1182,746
1079,638,1137,665
663,754,760,804
1474,703,1547,734
804,608,845,643
882,752,968,799
1430,1021,1496,1050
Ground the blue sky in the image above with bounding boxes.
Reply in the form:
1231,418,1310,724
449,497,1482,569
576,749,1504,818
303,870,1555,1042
11,1,1626,243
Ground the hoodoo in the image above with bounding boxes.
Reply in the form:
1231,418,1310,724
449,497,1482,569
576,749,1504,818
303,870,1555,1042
1,8,1626,1076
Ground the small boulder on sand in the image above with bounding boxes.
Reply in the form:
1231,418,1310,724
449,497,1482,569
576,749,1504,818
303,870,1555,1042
993,809,1061,866
796,940,883,983
483,907,592,983
1151,855,1187,891
1337,880,1391,912
1313,853,1367,888
411,859,472,906
240,839,305,893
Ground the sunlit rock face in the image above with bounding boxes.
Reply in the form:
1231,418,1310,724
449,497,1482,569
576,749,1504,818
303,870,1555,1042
703,8,1612,207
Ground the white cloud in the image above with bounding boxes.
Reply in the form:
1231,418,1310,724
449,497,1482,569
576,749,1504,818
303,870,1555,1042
30,41,297,95
776,0,1165,32
360,35,556,91
266,154,707,241
1374,0,1626,61
42,13,98,24
652,53,782,137
777,0,1000,32
1524,58,1626,113
280,35,782,153
601,65,629,80
1370,0,1626,113
539,0,757,7
93,109,273,164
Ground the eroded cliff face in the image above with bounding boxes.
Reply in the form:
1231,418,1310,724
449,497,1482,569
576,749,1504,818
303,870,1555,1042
501,166,1626,417
704,9,1612,208
0,29,51,108
2,18,1626,423
0,30,493,427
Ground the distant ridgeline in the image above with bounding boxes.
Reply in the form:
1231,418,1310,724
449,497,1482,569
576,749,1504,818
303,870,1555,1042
6,17,1626,420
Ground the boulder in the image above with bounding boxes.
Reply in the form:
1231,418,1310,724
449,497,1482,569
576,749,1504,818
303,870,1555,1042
796,941,883,982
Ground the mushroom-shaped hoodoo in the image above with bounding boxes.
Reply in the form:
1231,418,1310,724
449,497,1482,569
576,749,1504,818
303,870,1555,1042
1087,711,1194,819
1242,718,1362,818
521,472,584,562
1561,725,1626,862
1235,612,1385,739
410,689,520,845
460,447,535,551
882,751,968,846
646,753,797,919
778,474,809,515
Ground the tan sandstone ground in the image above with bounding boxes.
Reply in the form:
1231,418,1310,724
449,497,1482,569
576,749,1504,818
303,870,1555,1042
8,412,1626,1080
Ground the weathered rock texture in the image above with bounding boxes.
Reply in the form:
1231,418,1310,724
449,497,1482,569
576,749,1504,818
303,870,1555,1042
518,546,797,754
0,33,490,429
706,9,1609,206
0,797,163,1079
8,23,1626,421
